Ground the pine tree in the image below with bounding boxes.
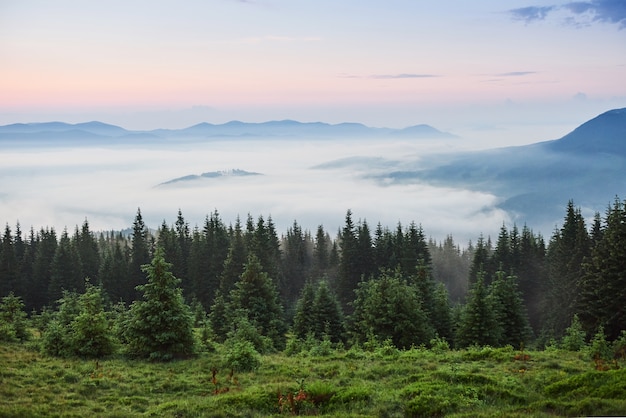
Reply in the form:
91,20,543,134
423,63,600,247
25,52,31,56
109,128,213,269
489,269,532,347
229,254,287,350
208,289,230,343
543,200,590,338
578,197,626,340
48,229,84,302
71,282,114,358
31,227,57,310
350,269,433,349
456,271,501,347
220,217,247,295
124,247,195,361
311,279,345,343
73,219,100,282
337,210,360,310
292,280,316,340
0,224,18,297
129,208,151,303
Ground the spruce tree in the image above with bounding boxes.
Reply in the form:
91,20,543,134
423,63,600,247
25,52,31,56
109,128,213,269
229,254,287,350
489,269,532,347
311,279,345,343
350,269,433,349
292,280,316,340
48,229,84,302
578,197,626,339
543,200,590,339
124,247,195,361
456,271,501,347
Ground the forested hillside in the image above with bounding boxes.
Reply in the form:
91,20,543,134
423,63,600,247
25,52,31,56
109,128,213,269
1,197,625,353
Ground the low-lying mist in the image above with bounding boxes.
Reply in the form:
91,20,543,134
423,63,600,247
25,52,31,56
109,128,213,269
0,136,510,243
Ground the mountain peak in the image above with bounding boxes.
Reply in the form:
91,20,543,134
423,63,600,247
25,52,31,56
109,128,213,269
547,107,626,155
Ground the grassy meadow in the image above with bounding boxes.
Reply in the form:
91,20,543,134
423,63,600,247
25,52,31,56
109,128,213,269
1,340,626,417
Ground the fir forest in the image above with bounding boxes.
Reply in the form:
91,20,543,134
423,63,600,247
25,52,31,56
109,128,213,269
1,197,626,417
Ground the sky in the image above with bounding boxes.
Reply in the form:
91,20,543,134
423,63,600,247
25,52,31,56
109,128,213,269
1,0,625,144
0,0,625,242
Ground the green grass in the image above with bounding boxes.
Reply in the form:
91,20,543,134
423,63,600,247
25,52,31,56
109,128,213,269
0,342,625,417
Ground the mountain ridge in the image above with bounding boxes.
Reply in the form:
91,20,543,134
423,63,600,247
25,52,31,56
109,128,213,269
0,119,456,141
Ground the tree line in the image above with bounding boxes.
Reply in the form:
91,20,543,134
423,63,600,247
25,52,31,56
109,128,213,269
0,197,625,358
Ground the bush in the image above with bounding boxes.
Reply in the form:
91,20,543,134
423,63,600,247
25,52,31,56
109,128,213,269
562,315,586,351
224,340,260,372
41,319,71,357
0,292,30,342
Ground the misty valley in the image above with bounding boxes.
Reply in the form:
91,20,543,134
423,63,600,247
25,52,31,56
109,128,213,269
1,108,626,417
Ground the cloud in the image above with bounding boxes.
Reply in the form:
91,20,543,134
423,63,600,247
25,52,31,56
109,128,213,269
495,71,537,77
370,74,438,79
510,1,626,28
509,6,556,23
564,0,626,28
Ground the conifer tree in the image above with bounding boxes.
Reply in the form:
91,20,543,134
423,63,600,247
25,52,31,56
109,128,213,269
456,271,501,347
543,200,590,338
73,219,100,282
71,282,114,358
0,224,18,298
229,254,287,350
48,229,84,302
337,210,360,310
311,279,345,343
220,217,247,295
350,269,433,348
208,289,230,343
292,280,316,340
129,208,151,302
489,269,532,347
124,247,195,361
578,197,626,340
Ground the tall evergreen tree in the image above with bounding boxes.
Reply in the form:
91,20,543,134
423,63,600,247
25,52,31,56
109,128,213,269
30,227,57,311
350,269,433,349
312,279,345,343
229,254,287,350
129,208,151,302
543,200,590,338
73,219,100,282
123,247,195,361
578,197,626,340
489,269,532,347
0,224,18,297
292,280,316,340
456,271,501,347
48,229,84,302
220,217,247,295
337,210,360,310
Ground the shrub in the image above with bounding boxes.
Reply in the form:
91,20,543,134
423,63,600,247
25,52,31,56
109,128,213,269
562,314,586,351
0,292,29,342
224,340,260,372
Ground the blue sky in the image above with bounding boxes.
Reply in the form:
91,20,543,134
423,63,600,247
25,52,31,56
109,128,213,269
1,0,625,142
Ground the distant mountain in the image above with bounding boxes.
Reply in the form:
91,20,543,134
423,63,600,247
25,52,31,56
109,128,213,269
0,119,456,144
393,124,458,139
158,169,262,186
368,107,626,232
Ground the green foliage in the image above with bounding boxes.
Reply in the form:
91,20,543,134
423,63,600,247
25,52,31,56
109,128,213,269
456,271,501,347
489,270,532,347
71,282,114,358
123,247,195,361
224,339,260,372
561,314,586,351
228,254,287,351
587,326,612,362
350,269,434,349
0,292,29,342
